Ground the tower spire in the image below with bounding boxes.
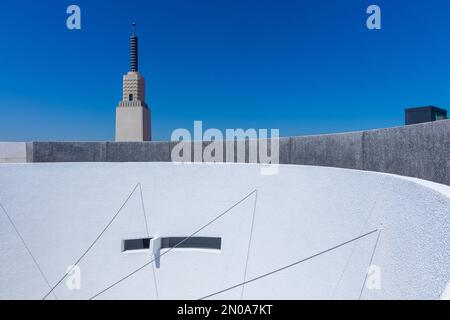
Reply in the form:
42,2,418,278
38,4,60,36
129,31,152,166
130,22,138,72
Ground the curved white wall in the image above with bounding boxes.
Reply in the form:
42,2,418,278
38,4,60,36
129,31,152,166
0,162,449,300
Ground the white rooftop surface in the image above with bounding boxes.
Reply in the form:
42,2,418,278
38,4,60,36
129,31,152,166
0,162,449,300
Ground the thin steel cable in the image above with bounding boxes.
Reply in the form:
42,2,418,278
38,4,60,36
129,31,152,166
138,183,159,300
199,228,379,300
358,229,382,300
139,183,150,238
89,189,258,300
240,189,258,299
331,176,388,299
42,183,140,299
0,201,58,300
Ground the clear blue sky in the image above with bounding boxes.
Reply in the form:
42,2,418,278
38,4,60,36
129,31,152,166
0,0,449,141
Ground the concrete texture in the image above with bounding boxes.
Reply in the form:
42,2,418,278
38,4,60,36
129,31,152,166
0,142,27,163
24,119,450,185
106,141,170,162
31,142,107,162
362,120,450,186
291,132,363,169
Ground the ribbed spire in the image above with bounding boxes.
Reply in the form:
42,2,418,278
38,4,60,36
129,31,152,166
130,22,138,72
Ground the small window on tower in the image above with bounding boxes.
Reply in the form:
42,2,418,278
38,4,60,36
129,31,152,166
129,94,133,101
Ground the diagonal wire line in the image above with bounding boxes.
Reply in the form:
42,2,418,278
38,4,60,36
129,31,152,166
240,189,258,299
331,176,387,299
139,183,150,238
0,201,58,300
42,183,141,300
199,228,380,300
89,189,258,300
138,183,159,300
358,228,382,300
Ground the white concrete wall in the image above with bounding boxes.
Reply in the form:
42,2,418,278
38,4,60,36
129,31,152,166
0,142,26,163
0,162,449,300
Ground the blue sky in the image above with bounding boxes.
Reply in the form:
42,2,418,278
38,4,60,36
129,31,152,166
0,0,449,141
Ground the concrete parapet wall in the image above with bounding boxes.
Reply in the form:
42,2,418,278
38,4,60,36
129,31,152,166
106,142,170,162
362,120,450,186
25,119,450,185
0,142,27,163
290,132,364,170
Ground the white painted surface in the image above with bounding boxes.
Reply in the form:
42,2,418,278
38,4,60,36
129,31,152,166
0,142,26,163
0,162,449,300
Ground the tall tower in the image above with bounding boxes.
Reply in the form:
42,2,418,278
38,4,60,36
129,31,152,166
115,23,151,141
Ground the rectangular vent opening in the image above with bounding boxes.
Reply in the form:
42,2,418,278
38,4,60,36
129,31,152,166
122,238,151,252
161,237,221,250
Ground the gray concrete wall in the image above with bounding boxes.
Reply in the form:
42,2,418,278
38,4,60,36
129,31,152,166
290,131,364,170
362,120,450,186
25,119,450,185
30,141,171,163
